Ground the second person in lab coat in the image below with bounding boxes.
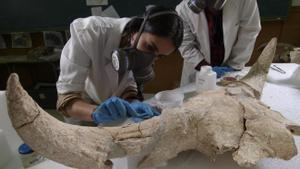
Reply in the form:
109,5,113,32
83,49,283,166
176,0,261,86
56,5,183,125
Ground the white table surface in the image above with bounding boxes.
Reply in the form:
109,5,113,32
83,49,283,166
1,63,300,169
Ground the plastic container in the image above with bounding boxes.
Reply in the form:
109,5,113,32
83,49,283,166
195,66,217,92
154,90,184,109
18,143,45,168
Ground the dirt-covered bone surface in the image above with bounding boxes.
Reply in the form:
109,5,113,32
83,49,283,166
6,38,300,169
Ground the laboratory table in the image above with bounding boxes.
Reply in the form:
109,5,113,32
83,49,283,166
0,63,299,169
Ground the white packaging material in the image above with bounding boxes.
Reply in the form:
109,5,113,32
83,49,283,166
195,66,217,92
0,129,13,168
154,90,184,109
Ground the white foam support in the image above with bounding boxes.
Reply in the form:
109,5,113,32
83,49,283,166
0,91,23,153
0,129,13,168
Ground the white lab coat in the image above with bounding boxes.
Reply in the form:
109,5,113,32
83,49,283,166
56,16,136,105
176,0,261,86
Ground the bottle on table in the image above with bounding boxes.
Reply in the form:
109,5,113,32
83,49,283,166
195,66,217,92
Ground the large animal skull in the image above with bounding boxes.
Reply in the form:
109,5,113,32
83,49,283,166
6,38,300,169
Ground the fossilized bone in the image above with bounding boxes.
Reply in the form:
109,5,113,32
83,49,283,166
6,38,300,169
290,49,300,64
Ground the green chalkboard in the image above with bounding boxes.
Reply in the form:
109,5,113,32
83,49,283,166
108,0,181,17
0,0,293,33
257,0,292,21
110,0,292,20
0,0,91,33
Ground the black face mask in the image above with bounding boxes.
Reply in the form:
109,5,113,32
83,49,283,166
111,8,178,85
112,47,155,85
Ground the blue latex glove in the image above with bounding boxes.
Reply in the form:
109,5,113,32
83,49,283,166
212,66,235,78
129,101,160,122
91,96,136,125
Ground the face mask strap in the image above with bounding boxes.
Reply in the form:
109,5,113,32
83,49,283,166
148,11,179,19
132,12,150,47
132,9,179,48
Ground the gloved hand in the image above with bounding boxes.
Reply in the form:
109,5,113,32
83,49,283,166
212,66,235,78
129,100,160,122
91,96,136,125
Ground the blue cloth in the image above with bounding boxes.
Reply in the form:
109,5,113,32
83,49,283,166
91,96,136,125
212,66,234,78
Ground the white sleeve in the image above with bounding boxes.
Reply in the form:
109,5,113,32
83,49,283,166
176,5,205,66
56,19,91,94
226,0,261,70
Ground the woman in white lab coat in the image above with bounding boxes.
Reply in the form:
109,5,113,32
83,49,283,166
176,0,261,86
56,6,183,125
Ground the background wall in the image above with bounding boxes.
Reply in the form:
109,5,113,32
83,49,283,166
1,3,300,94
293,0,300,6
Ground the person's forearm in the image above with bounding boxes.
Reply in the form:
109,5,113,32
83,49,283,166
65,99,97,122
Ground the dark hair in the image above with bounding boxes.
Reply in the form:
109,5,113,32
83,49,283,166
124,5,184,49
